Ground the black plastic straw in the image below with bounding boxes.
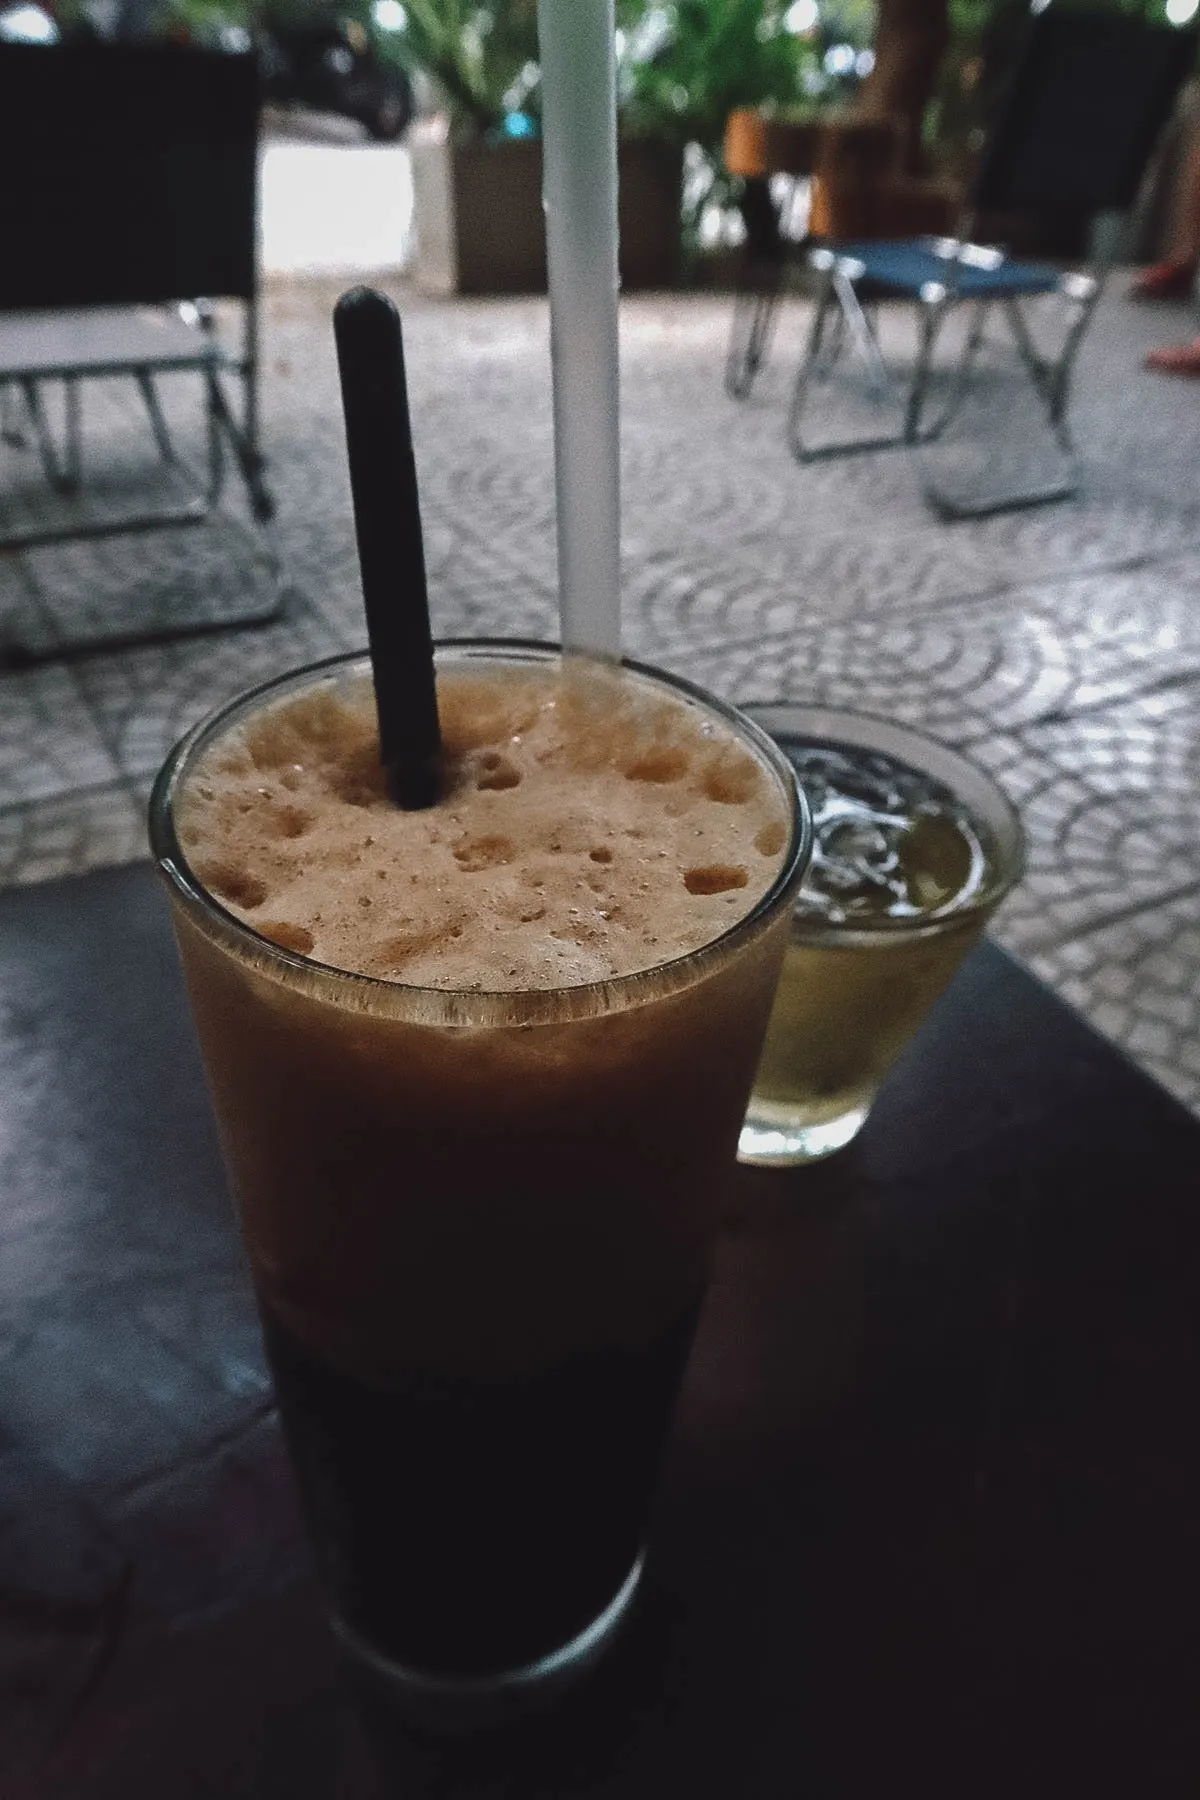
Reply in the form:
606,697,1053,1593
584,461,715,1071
334,287,441,809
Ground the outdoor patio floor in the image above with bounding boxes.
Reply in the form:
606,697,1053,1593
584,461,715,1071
2,275,1199,1114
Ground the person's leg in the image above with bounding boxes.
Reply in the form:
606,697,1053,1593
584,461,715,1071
1146,335,1200,375
1132,93,1200,300
1133,256,1199,302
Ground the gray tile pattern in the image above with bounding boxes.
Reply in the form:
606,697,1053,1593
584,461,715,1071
1029,886,1200,1113
1022,683,1200,848
2,278,1199,1110
72,588,344,779
642,557,1200,741
0,663,119,806
0,782,144,889
11,517,281,657
975,729,1200,955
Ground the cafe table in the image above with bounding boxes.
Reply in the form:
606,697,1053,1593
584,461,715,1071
1,863,1198,1798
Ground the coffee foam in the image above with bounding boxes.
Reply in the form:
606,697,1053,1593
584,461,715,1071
176,660,790,991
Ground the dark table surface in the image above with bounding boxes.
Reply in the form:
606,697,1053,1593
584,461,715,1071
1,863,1199,1799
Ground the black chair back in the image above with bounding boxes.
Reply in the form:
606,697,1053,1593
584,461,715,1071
974,12,1198,220
0,43,259,311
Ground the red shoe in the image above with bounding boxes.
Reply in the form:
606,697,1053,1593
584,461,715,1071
1130,259,1197,301
1146,336,1200,375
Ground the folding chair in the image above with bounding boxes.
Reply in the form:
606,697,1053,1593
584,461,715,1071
722,112,898,402
0,42,279,659
786,12,1198,516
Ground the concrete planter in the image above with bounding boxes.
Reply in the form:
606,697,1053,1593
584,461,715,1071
410,133,683,295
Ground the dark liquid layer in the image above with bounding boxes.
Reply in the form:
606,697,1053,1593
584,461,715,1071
261,1301,700,1679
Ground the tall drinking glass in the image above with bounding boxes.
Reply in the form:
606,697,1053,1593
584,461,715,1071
150,642,809,1722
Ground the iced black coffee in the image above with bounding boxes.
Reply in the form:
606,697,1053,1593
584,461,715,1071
151,642,807,1710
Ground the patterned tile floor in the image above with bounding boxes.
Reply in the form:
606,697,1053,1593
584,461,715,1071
2,275,1199,1111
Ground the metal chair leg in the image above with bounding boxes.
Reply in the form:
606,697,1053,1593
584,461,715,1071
242,294,260,458
136,370,177,466
924,463,1079,521
19,377,79,495
0,379,26,448
725,172,792,401
920,299,991,442
205,362,278,522
1003,296,1074,453
725,281,783,400
903,296,948,443
790,269,945,463
204,363,227,507
786,268,836,458
63,376,81,491
833,273,895,404
199,297,273,522
238,292,271,519
813,294,846,376
1045,278,1102,438
921,295,1081,519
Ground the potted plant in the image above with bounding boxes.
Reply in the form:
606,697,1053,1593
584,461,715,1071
617,0,827,260
404,0,685,293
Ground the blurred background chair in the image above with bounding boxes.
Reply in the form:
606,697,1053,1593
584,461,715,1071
783,12,1198,516
723,111,917,401
0,41,279,661
723,95,964,404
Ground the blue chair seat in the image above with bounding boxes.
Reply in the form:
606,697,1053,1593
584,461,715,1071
831,242,1062,299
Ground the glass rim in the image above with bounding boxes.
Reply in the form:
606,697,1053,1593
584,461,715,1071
150,640,812,1026
741,699,1025,943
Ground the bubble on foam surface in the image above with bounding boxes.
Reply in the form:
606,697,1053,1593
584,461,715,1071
262,802,312,840
755,820,786,858
452,835,514,872
700,749,761,806
475,753,522,791
259,921,315,955
196,860,269,911
624,746,689,785
177,662,791,989
683,865,749,896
